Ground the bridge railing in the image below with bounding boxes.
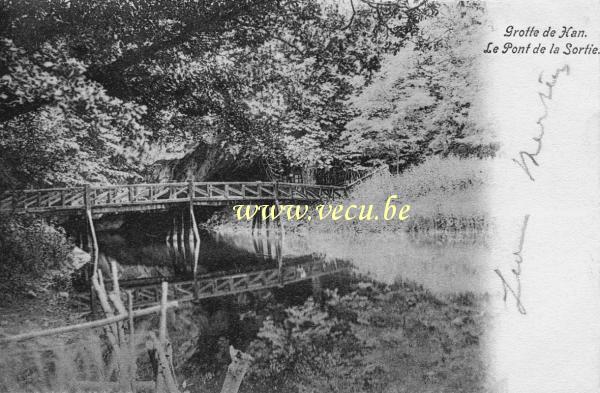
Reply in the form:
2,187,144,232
0,181,347,213
0,186,85,212
70,259,350,312
127,259,349,309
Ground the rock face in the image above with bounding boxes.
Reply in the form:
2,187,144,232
146,142,265,183
70,246,91,270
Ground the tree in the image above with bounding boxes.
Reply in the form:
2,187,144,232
341,1,497,171
0,0,438,187
0,38,147,185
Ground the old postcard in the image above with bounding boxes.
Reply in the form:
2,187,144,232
0,1,598,392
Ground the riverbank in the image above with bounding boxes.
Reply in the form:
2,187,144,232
180,279,491,393
0,215,87,335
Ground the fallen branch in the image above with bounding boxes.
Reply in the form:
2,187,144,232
220,346,254,393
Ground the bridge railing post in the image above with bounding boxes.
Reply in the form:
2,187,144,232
188,180,194,201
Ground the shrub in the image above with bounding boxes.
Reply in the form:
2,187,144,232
348,155,490,204
246,298,361,391
0,214,73,292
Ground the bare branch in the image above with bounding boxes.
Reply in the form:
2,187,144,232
341,0,356,30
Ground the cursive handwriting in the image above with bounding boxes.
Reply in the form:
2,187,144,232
494,214,529,314
513,65,570,181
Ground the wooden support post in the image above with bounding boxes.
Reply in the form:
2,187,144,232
180,209,185,258
189,196,201,300
107,260,132,389
91,271,128,388
127,290,137,393
311,276,323,302
127,290,135,352
165,224,170,247
275,232,283,273
192,241,200,293
108,260,127,341
85,205,98,272
148,333,180,393
188,208,194,243
159,282,168,344
264,210,270,236
84,184,91,210
257,213,262,235
171,217,178,253
189,203,200,246
92,271,114,319
266,236,273,261
85,198,99,313
275,199,285,236
254,235,264,261
110,260,120,294
252,236,262,261
151,282,180,393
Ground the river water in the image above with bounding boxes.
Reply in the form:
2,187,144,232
95,228,491,296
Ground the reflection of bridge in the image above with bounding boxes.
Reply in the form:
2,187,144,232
72,259,350,314
0,181,347,215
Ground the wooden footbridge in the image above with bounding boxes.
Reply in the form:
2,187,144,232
0,181,347,215
0,162,392,215
1,167,385,316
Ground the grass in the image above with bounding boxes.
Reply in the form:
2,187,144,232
0,312,176,391
326,156,491,234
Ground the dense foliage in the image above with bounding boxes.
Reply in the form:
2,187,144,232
242,282,487,393
247,297,360,389
0,215,73,291
343,2,497,170
0,0,442,187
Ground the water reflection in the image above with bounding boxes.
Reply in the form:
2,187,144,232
215,230,491,295
96,226,490,295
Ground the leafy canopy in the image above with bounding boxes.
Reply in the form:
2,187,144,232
0,0,438,187
342,1,497,171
